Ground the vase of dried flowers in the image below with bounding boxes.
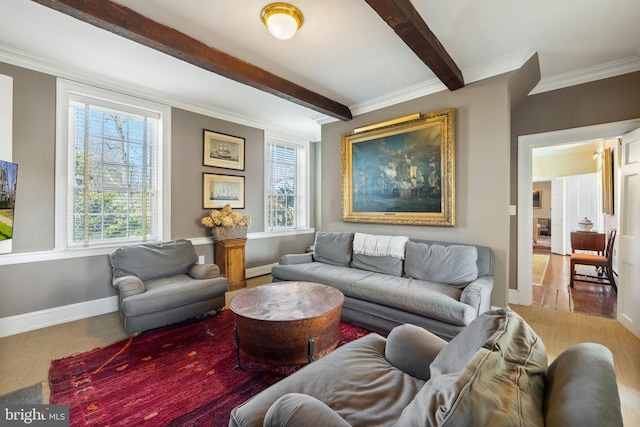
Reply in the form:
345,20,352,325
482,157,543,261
201,204,251,240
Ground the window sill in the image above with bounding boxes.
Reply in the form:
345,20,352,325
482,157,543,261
0,230,316,265
189,228,315,246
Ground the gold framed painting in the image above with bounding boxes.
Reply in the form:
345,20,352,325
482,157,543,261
342,108,456,227
533,189,542,208
203,129,245,170
203,173,245,209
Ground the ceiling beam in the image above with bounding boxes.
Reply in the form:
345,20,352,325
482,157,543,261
365,0,464,91
31,0,353,121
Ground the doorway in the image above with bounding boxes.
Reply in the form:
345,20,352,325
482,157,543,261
516,119,640,310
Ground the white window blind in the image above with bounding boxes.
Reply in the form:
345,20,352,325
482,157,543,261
266,138,308,230
64,92,162,247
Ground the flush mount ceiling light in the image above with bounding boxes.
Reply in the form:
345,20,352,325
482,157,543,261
261,3,304,40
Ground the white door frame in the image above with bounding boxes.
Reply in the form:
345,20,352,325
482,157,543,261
514,119,640,306
618,128,640,339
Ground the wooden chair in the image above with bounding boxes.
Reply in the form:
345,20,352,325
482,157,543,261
570,229,617,291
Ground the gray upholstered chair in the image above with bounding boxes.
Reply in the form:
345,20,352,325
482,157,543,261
109,239,228,335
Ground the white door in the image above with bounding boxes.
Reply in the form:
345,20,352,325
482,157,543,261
618,128,640,339
551,177,565,254
565,173,599,253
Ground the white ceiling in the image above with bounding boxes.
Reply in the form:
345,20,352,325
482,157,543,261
1,0,639,140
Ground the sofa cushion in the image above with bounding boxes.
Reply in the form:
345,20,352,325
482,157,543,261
110,239,198,282
404,242,478,287
351,253,404,276
229,333,425,427
313,231,353,267
272,263,475,327
397,308,547,426
121,274,228,316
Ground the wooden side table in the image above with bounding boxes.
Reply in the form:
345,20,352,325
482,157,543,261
570,231,606,255
214,237,247,291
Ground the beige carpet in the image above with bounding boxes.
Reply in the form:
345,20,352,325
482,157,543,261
511,304,640,426
532,254,550,285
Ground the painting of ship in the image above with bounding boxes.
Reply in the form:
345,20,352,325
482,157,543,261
350,126,444,214
211,144,231,160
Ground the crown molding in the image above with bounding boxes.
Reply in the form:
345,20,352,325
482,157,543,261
530,56,640,95
316,48,537,123
463,48,537,84
316,50,640,124
0,45,319,141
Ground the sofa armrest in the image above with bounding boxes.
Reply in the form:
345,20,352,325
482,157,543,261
384,324,447,381
460,275,494,316
112,275,145,299
280,253,314,265
543,343,622,427
264,393,351,427
188,263,221,280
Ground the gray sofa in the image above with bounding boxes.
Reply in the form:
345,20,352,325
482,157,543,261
109,239,228,335
272,231,494,339
229,308,622,427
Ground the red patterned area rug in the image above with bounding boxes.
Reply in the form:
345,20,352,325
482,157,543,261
49,309,370,427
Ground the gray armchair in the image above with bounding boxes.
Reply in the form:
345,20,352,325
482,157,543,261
109,239,228,335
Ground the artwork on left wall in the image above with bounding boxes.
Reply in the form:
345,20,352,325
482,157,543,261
203,173,245,209
0,159,18,242
203,129,245,171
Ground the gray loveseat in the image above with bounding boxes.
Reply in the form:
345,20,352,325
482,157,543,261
229,308,622,427
109,239,228,335
272,232,494,339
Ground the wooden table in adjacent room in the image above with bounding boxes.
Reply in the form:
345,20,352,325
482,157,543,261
229,281,345,368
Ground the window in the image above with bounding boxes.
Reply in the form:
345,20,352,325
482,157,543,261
265,135,310,231
56,80,170,249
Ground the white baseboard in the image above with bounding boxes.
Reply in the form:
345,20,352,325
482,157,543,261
508,289,521,305
0,264,278,338
0,295,119,338
246,263,277,278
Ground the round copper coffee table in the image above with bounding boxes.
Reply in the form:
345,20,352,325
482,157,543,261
229,281,345,367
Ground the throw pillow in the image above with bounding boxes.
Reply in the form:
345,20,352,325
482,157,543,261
312,231,353,267
404,242,478,287
429,308,507,378
397,308,547,427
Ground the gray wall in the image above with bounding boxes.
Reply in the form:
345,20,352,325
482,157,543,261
170,108,265,239
0,62,313,318
321,72,518,308
3,55,638,319
509,71,640,289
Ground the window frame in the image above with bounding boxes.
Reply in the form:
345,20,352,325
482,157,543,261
264,133,311,233
55,79,171,250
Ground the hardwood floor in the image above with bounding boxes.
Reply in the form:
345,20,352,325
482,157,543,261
532,236,617,319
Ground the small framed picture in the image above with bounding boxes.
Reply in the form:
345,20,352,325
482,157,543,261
533,189,541,208
203,129,245,170
203,173,245,209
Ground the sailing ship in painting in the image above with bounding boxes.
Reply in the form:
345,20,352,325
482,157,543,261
351,126,443,213
209,141,238,161
210,182,239,201
212,143,233,160
355,151,440,199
